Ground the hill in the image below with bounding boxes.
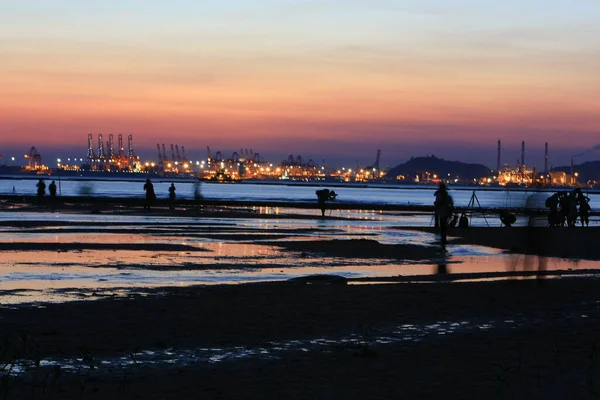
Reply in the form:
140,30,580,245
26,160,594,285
386,156,491,182
552,160,600,182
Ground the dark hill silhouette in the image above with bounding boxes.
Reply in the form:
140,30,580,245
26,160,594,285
386,156,491,182
552,160,600,182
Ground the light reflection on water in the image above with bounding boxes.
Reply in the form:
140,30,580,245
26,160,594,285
0,251,597,305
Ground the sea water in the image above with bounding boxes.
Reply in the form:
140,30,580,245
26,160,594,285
1,178,598,210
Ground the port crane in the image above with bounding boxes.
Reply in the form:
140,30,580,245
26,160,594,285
365,149,381,171
25,147,42,169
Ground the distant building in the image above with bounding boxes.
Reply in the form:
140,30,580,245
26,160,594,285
549,171,569,186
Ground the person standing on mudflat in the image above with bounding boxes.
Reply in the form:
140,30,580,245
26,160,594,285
433,182,453,245
49,180,57,209
575,188,591,227
168,183,176,210
49,180,57,197
36,179,46,205
143,179,156,210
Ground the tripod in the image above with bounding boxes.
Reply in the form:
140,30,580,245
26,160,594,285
464,191,489,227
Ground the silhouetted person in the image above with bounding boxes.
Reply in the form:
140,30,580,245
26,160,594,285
48,180,57,209
168,183,176,210
575,188,591,227
49,181,57,197
194,180,203,211
567,189,578,227
558,192,570,227
433,188,442,228
143,179,156,210
545,192,560,227
499,210,516,227
458,213,469,228
316,189,337,217
36,179,46,205
433,182,453,245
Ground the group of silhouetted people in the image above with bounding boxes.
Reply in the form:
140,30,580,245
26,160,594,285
142,179,202,211
546,187,590,227
35,178,57,207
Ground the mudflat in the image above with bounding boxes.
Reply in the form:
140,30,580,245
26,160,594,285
1,279,600,399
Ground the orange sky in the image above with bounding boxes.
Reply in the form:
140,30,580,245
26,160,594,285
2,1,600,167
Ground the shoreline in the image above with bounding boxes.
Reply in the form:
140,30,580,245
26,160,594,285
2,174,598,193
2,194,599,217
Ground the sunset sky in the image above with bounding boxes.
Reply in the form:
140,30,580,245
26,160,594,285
2,0,600,168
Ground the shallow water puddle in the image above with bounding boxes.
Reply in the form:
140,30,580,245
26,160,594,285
1,213,600,304
1,254,598,304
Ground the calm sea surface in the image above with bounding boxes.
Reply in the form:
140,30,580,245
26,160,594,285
1,177,598,210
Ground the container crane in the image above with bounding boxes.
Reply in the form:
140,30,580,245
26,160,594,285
97,134,105,159
118,134,125,160
364,150,381,176
373,149,381,171
107,134,115,160
87,134,94,162
161,144,168,163
127,134,134,159
156,143,163,164
181,146,188,163
25,146,42,169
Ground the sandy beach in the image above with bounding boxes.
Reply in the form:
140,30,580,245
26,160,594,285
0,199,599,399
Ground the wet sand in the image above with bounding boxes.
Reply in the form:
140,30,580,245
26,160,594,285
1,205,600,398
